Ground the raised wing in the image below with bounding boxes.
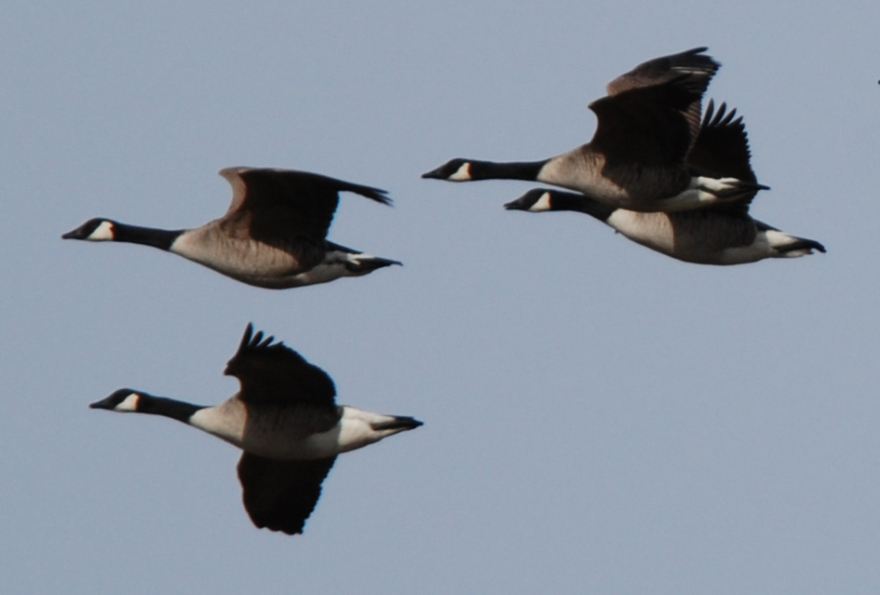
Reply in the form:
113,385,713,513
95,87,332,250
686,100,760,209
589,77,706,167
594,48,720,160
225,323,336,407
605,47,719,96
219,167,390,242
687,100,757,182
238,453,336,535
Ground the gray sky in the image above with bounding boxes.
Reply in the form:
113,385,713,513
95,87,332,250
3,1,880,593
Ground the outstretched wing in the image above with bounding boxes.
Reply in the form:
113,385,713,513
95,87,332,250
219,167,390,243
605,47,719,96
225,323,336,407
590,48,720,164
238,453,336,535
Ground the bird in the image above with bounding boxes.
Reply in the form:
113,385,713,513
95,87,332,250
62,167,401,289
422,47,767,212
503,101,825,265
89,323,423,535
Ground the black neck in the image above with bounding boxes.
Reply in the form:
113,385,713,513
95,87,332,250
138,395,205,423
470,159,547,181
113,223,184,251
551,192,616,222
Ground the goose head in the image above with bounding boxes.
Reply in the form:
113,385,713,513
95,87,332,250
421,159,474,181
504,189,556,212
90,389,143,412
62,218,117,241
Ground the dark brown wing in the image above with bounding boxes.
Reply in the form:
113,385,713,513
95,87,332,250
224,323,336,407
219,167,390,243
687,100,757,182
686,100,760,210
589,76,706,167
605,47,719,96
604,47,720,148
238,453,336,535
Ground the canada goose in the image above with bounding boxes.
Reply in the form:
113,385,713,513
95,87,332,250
423,47,768,212
504,102,825,265
63,167,401,289
90,323,423,535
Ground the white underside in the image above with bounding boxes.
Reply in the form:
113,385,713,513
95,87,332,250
657,177,748,211
170,233,372,288
605,211,813,265
287,251,377,286
190,402,409,460
718,229,815,264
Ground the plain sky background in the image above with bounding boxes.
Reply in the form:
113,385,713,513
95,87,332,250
2,1,880,593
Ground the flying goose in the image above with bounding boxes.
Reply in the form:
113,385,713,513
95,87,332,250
423,47,767,212
504,101,825,265
63,167,401,289
90,323,423,535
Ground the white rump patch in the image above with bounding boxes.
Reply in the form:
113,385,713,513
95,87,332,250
88,220,115,241
334,407,405,453
694,176,742,194
658,177,748,211
448,162,472,181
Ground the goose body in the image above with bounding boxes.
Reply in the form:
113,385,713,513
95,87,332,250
63,167,401,289
90,324,422,535
504,102,825,265
422,47,767,212
507,190,824,264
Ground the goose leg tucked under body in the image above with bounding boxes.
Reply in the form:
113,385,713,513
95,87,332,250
90,324,422,535
62,167,401,289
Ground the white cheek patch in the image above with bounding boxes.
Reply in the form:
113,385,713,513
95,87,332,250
529,192,553,212
448,162,472,181
115,393,141,412
87,220,115,241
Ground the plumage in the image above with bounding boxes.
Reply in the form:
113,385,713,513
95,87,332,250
63,167,401,289
90,323,422,535
504,101,825,265
422,48,767,211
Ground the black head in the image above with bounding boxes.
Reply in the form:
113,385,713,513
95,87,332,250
421,159,471,180
90,388,143,411
504,189,556,212
62,218,116,240
505,189,616,222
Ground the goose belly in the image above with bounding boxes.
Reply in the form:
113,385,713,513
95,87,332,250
606,211,677,256
540,153,687,209
241,407,404,460
170,232,321,288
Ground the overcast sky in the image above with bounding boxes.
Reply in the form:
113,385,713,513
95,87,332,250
3,1,880,593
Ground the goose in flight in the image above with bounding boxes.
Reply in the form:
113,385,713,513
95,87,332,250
423,48,766,212
90,323,423,535
63,167,401,288
504,101,824,264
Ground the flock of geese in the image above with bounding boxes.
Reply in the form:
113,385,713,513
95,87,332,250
65,47,824,536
